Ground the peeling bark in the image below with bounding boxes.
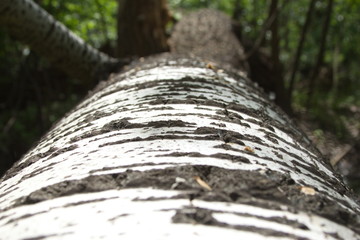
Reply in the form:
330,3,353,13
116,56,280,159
0,0,119,82
0,55,359,239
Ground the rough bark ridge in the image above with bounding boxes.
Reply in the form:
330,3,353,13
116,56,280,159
169,9,249,72
0,54,359,239
0,0,118,82
117,0,170,58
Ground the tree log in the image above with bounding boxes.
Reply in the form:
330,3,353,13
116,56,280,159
169,9,248,72
0,55,359,239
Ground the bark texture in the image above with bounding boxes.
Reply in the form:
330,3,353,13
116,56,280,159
0,0,118,82
117,0,170,58
169,9,249,72
0,54,359,239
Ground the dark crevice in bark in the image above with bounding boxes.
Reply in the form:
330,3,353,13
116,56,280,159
172,207,303,238
43,21,55,40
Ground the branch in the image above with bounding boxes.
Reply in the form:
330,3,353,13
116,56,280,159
0,0,123,82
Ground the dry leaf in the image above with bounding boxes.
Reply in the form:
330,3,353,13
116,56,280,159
244,146,254,153
300,186,316,195
194,176,212,191
206,62,216,70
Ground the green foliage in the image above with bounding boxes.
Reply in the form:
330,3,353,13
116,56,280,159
201,1,359,139
41,0,118,48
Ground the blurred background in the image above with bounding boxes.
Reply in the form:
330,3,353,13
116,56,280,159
0,0,359,192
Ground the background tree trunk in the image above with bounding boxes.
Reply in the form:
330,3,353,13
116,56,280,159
0,0,119,82
0,54,359,239
306,0,334,109
116,0,170,58
267,0,291,114
287,0,316,103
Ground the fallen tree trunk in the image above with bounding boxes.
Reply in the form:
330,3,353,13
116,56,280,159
0,0,119,82
0,55,359,239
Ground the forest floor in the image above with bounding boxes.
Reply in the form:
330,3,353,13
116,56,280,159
295,108,360,195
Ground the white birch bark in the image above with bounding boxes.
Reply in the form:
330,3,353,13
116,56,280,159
0,0,118,82
0,56,359,239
